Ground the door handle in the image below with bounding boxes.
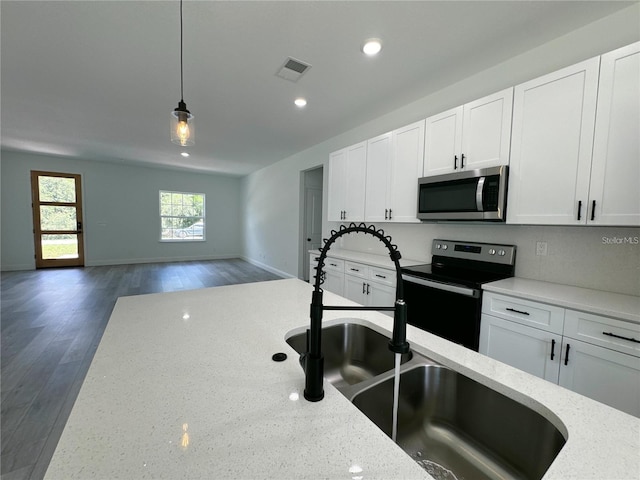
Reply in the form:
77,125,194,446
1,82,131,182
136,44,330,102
76,221,83,232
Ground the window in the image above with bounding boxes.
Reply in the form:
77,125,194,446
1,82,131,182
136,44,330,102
160,191,205,241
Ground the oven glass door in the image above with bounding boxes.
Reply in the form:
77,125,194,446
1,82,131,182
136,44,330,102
403,277,482,351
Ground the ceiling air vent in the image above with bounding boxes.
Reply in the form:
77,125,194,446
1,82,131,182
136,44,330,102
276,57,311,82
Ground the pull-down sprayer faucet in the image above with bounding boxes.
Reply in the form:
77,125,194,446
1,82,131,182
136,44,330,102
304,223,410,402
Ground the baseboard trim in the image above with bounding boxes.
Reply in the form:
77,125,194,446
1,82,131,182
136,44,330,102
241,256,296,279
85,254,239,267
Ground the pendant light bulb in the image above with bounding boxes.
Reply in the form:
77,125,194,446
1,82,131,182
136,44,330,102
171,100,194,146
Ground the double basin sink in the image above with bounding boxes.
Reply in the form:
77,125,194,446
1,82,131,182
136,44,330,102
286,321,566,480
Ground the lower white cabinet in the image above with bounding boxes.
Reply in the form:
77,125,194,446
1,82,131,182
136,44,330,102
480,291,640,417
558,338,640,417
309,253,345,296
479,315,562,383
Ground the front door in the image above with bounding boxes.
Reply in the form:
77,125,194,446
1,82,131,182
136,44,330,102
31,171,85,268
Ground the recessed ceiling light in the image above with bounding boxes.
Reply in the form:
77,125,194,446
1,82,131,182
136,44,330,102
362,38,382,56
181,152,190,157
294,97,307,108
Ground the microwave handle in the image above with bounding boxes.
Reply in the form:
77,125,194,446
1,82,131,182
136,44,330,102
476,176,485,211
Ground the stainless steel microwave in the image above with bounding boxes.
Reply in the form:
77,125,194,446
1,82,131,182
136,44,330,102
417,165,508,221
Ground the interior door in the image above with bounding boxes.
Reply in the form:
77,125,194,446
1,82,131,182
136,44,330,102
31,170,85,268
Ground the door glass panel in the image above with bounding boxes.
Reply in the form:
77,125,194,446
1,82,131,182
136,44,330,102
38,176,76,202
41,234,79,259
40,206,77,231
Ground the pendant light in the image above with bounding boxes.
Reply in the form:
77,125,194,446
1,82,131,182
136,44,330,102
171,0,194,146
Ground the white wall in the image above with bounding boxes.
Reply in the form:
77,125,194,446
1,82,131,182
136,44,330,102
241,4,640,296
1,150,243,270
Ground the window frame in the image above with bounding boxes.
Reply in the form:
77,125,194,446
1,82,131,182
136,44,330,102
159,190,206,242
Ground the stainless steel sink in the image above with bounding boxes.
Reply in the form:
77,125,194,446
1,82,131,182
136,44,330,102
286,322,413,391
351,365,566,480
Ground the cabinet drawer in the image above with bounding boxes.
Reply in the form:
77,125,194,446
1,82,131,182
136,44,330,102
324,258,344,273
564,310,640,358
482,292,565,334
369,266,396,287
345,261,368,278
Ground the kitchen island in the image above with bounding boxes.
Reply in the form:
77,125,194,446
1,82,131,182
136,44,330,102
44,279,639,480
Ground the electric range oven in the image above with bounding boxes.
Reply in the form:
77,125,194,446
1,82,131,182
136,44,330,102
401,239,516,351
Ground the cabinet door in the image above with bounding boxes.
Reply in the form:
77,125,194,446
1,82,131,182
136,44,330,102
424,106,463,176
324,269,344,296
364,132,393,223
589,42,640,226
389,120,424,222
327,149,347,221
461,88,513,170
480,315,561,383
344,142,367,221
558,339,640,417
507,58,600,225
344,275,367,305
369,282,396,316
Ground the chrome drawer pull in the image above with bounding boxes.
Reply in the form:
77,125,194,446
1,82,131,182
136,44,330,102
506,307,530,316
602,331,640,344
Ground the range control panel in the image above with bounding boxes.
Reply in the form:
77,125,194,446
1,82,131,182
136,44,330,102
432,239,516,266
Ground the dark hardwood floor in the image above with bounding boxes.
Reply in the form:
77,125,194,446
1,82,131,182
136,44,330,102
0,259,282,480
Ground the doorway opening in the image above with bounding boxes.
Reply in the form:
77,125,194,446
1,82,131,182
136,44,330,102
31,170,85,268
300,166,323,281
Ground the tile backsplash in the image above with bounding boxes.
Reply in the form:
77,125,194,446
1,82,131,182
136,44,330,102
336,223,640,296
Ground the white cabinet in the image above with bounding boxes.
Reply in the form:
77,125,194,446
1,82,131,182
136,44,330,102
364,120,425,223
480,293,564,383
327,142,367,222
364,132,393,223
480,315,562,383
480,291,640,417
588,42,640,226
309,254,344,296
507,57,600,225
507,44,640,227
423,88,513,176
343,261,396,316
558,338,640,418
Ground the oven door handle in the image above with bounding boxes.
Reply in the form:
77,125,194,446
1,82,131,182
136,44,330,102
402,274,480,298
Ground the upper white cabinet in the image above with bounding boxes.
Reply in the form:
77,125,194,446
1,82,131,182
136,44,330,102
365,120,425,223
327,142,367,222
508,43,640,226
589,42,640,226
423,88,513,176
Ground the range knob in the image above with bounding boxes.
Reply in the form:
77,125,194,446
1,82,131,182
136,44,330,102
498,249,506,256
442,244,448,250
435,243,441,249
488,248,496,255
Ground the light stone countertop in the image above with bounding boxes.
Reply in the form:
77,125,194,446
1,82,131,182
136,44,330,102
484,277,640,324
309,248,426,270
44,278,640,480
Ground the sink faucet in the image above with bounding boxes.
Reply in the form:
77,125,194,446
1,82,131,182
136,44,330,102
304,223,410,402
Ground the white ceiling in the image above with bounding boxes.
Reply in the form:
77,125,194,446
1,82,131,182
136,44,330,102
1,1,633,176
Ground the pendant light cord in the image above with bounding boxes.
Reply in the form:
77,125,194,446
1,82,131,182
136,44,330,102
180,0,184,102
